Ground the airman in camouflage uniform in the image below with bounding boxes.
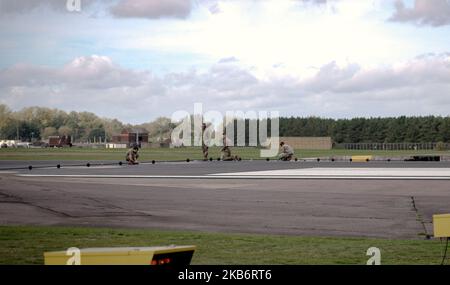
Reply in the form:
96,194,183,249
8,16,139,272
278,141,294,161
126,144,140,165
202,123,209,161
220,130,240,161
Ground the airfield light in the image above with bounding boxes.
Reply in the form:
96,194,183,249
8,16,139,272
150,257,172,265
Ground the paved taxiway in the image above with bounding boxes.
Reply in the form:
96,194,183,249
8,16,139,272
1,160,449,238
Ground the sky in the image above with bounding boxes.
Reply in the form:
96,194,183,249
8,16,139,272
1,0,450,123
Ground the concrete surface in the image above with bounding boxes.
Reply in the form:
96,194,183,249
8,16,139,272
1,160,449,239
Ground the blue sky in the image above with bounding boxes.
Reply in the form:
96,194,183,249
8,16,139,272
1,0,450,123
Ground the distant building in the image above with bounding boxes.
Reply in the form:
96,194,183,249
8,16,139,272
279,137,332,150
48,135,72,147
112,129,149,148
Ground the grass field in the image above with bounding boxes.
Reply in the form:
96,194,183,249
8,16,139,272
0,226,446,265
0,147,449,161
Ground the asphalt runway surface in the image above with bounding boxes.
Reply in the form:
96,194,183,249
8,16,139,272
1,160,450,238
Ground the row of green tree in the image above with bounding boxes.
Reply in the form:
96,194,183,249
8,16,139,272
1,104,450,143
0,105,124,142
0,104,177,143
226,116,450,144
278,116,450,143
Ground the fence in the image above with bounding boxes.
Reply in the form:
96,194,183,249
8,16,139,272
336,142,450,151
280,137,332,150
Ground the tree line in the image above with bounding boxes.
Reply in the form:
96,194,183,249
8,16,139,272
223,116,450,144
1,104,450,143
278,116,450,143
0,104,127,142
0,104,177,143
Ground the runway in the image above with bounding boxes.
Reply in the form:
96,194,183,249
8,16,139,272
3,160,450,176
1,160,450,238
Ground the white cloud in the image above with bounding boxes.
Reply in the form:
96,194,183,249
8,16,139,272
0,55,149,89
0,0,99,14
0,0,205,19
390,0,450,26
61,55,148,88
0,0,66,13
1,54,450,122
299,0,332,5
335,53,450,92
110,0,194,19
301,53,450,94
123,0,409,78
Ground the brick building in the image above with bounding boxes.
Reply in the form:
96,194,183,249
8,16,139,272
111,129,149,147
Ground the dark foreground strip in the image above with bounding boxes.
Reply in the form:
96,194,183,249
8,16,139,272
0,265,447,283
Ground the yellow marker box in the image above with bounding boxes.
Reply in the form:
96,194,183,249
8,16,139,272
433,214,450,238
351,155,373,162
44,246,196,265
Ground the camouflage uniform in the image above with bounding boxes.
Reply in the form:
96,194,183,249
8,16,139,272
126,147,139,165
220,146,234,161
220,131,239,161
202,144,209,161
202,123,208,161
279,144,294,161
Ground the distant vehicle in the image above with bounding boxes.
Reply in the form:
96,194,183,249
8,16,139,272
32,141,48,148
16,142,31,148
0,140,17,148
48,136,72,148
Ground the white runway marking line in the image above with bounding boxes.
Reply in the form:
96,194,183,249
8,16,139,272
59,165,124,169
15,167,450,180
211,167,450,178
